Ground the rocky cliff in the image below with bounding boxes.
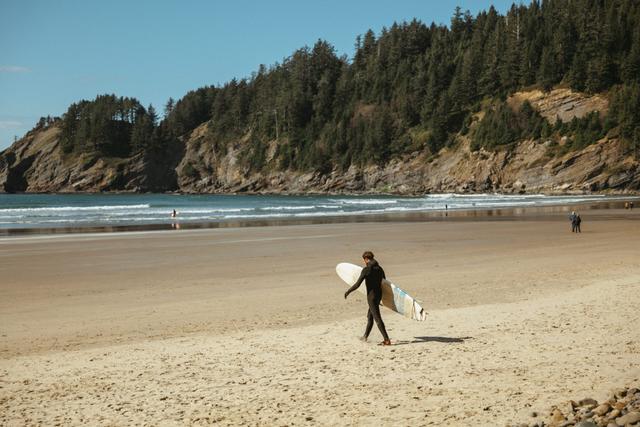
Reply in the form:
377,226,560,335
0,127,179,193
175,130,639,195
2,89,639,194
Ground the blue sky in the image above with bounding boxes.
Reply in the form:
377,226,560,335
0,0,514,151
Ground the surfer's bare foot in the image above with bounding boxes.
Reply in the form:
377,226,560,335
359,336,368,342
378,339,391,346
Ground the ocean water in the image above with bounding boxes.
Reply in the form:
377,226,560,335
0,193,631,231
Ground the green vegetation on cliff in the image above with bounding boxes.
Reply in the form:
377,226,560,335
55,0,640,169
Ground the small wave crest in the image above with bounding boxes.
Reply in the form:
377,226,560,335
329,199,399,205
0,204,151,213
258,205,317,211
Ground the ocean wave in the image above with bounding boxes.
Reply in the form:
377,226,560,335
329,199,399,205
222,211,351,219
424,193,549,200
382,206,438,212
0,204,151,213
169,207,255,214
258,205,317,211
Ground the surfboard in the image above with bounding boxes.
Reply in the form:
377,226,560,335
336,262,427,321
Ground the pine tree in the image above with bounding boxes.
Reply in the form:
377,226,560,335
622,26,640,83
164,98,175,118
538,47,558,91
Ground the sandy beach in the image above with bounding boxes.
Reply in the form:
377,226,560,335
1,207,639,426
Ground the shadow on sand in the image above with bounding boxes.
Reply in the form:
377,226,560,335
393,336,473,346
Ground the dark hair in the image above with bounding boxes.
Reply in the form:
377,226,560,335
362,251,374,260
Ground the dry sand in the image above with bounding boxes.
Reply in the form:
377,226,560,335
1,208,639,425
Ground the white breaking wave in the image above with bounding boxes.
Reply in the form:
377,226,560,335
0,204,150,213
329,199,399,205
258,205,318,211
382,206,438,212
424,193,549,200
169,207,254,214
222,211,352,220
423,193,456,199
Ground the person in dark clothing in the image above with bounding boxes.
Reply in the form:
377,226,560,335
575,214,582,233
569,211,577,232
344,251,391,346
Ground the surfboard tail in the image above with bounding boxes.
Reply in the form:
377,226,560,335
413,301,428,321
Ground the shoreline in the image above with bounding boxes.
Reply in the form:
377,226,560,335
1,197,638,238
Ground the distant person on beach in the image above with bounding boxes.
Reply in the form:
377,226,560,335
171,209,177,218
344,251,391,346
571,212,582,233
631,201,634,210
569,211,577,232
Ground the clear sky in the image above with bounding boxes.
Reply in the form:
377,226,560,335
0,0,515,151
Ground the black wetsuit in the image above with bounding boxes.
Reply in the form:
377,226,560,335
346,259,390,341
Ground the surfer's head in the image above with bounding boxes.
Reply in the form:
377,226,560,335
362,251,374,263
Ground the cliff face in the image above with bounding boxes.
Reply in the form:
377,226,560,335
1,89,639,194
0,127,178,193
508,88,609,124
173,130,639,194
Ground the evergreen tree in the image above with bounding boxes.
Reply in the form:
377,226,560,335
164,98,175,118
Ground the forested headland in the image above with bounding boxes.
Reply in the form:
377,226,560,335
3,0,640,193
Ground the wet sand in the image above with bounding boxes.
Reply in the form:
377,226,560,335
1,207,639,425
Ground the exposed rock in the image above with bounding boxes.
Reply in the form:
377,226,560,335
551,408,566,424
1,89,639,195
521,385,640,427
613,401,627,411
578,398,599,409
616,411,640,425
593,403,611,416
0,127,178,193
172,129,640,195
509,88,608,124
613,388,628,399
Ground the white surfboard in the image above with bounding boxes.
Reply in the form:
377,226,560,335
336,262,427,321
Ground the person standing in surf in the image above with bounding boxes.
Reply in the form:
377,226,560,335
344,251,391,346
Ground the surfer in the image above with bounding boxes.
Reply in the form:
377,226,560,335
344,251,391,346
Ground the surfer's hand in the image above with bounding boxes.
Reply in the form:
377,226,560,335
344,291,349,299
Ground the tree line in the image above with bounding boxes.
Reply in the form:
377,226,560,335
57,0,640,167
